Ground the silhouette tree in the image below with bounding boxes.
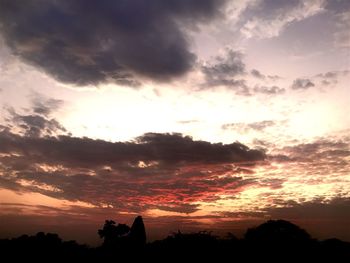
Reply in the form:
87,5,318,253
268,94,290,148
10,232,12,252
98,220,130,247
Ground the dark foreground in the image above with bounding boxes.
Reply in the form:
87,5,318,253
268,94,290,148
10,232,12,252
1,218,349,262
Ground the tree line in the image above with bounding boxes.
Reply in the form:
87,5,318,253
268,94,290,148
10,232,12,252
0,217,349,262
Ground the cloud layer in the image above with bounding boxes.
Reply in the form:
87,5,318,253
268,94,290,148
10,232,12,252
0,126,265,214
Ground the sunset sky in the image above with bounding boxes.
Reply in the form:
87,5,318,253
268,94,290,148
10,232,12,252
0,0,349,245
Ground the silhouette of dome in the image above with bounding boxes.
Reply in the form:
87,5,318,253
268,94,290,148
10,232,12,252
245,220,311,242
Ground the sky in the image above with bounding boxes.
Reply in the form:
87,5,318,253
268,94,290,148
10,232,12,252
0,0,349,245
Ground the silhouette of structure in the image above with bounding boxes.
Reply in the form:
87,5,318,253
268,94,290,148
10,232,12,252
129,215,146,248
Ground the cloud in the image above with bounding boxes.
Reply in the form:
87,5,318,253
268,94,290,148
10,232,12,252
324,0,350,13
30,93,64,117
253,85,285,95
251,69,265,79
3,94,67,137
273,138,350,162
291,78,315,90
0,0,226,87
201,49,250,95
0,127,265,214
267,75,282,81
266,197,350,220
222,120,276,133
201,51,286,96
316,70,349,79
240,0,325,38
202,49,246,82
314,70,349,86
177,120,200,125
248,69,285,95
5,109,67,137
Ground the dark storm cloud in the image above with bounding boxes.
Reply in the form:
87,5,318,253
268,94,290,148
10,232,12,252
0,128,265,213
0,0,226,86
291,78,315,90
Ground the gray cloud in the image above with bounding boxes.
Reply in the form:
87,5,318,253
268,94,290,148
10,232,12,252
270,137,350,163
222,120,276,133
202,49,245,83
251,69,265,79
0,0,226,87
267,75,282,81
177,120,200,125
239,0,324,38
5,107,67,138
325,0,350,13
201,49,250,95
267,197,350,220
315,70,349,86
328,3,350,48
30,94,64,117
316,70,349,79
291,78,315,90
253,85,285,95
4,94,67,137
